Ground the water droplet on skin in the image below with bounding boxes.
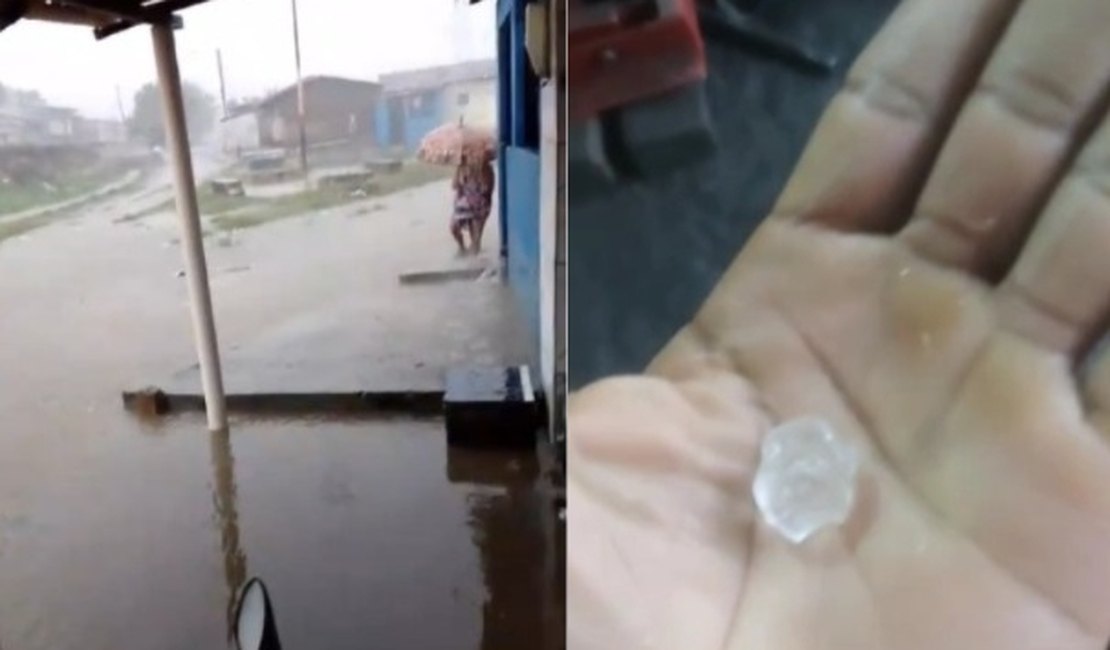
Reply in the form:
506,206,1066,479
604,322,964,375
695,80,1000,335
752,417,859,544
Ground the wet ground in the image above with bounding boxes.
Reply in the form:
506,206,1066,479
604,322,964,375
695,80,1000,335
0,165,562,649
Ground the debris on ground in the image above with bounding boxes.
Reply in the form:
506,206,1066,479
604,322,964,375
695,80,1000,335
216,231,236,248
351,202,387,217
210,178,246,197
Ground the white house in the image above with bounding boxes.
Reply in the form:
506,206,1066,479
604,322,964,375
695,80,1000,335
219,104,261,156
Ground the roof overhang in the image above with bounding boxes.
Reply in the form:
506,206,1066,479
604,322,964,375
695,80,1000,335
0,0,209,39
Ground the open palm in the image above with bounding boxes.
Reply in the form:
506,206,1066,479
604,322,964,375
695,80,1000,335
569,0,1110,648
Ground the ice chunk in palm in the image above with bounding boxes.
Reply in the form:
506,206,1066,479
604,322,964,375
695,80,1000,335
752,417,859,543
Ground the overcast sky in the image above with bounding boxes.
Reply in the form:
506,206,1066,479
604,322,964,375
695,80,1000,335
0,0,496,119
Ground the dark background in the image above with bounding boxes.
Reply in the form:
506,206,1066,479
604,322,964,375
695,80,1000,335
568,0,900,388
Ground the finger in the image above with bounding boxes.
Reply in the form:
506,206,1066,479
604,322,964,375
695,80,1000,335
995,114,1110,355
900,0,1110,278
773,0,1020,231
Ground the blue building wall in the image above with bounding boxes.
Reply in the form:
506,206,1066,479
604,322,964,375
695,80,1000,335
373,103,390,148
403,91,445,151
505,146,541,349
497,0,542,362
372,90,447,153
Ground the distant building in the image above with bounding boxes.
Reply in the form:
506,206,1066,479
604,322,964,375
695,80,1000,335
93,119,127,144
375,59,497,153
0,111,30,145
73,117,127,145
254,76,383,150
39,106,78,142
0,90,44,145
218,102,261,156
0,91,88,146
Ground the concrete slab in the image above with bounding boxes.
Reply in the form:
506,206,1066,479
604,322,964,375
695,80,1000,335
122,363,444,416
398,265,488,285
444,366,540,449
123,275,523,414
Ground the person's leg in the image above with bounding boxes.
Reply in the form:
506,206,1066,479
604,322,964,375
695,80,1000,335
450,218,467,254
471,208,491,253
468,218,483,254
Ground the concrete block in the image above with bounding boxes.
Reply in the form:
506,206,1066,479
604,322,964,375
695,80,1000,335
444,365,540,449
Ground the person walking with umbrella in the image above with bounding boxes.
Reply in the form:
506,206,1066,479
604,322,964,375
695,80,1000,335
419,119,496,256
462,152,495,254
450,153,480,254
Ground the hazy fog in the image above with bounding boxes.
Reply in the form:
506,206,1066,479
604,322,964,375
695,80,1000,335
0,0,496,118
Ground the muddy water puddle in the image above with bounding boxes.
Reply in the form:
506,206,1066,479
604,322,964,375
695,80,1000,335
0,180,559,649
0,414,562,650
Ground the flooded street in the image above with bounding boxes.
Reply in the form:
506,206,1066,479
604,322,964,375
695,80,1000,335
0,172,562,649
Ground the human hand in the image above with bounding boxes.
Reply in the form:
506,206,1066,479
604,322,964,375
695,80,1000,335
568,0,1110,648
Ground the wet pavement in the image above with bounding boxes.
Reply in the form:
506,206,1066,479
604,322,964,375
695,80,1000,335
0,171,561,649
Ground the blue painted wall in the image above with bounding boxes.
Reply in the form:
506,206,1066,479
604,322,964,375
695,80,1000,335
372,90,446,153
510,3,527,147
505,146,541,351
373,103,390,148
403,90,445,151
497,0,542,362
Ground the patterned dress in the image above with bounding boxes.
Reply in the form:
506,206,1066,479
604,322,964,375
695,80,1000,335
453,163,494,224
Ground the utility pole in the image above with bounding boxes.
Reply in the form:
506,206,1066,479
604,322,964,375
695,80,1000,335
114,84,127,124
215,48,228,118
291,0,308,178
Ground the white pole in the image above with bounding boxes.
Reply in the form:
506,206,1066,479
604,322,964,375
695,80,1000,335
291,0,308,178
152,22,228,431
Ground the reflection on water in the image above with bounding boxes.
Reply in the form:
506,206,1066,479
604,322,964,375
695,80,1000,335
469,489,546,650
453,448,564,650
210,428,248,641
197,424,562,650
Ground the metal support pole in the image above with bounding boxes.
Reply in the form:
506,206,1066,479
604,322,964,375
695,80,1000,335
152,21,228,431
291,0,308,178
216,48,228,119
114,84,128,125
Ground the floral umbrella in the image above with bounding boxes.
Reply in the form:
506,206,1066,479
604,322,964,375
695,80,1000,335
416,122,497,165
